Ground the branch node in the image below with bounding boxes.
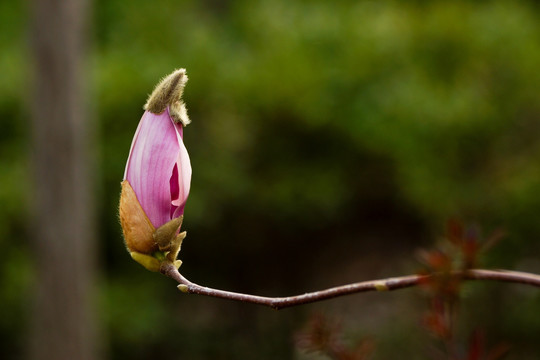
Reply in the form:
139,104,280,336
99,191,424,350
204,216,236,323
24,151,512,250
373,281,389,291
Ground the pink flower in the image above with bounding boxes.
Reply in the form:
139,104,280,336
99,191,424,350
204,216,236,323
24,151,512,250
123,106,191,229
119,69,192,270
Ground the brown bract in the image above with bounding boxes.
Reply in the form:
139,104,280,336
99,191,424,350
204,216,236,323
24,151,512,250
119,180,157,254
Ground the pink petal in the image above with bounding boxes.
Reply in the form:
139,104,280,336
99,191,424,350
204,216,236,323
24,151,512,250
170,121,191,219
124,108,192,228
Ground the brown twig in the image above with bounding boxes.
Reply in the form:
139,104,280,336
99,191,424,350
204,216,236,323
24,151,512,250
159,263,540,310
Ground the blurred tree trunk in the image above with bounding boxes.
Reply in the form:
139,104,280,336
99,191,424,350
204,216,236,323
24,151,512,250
28,1,98,360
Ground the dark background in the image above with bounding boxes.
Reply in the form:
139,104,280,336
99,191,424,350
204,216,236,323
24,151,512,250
1,0,540,358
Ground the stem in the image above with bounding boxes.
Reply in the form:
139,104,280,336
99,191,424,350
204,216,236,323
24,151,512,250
159,264,540,310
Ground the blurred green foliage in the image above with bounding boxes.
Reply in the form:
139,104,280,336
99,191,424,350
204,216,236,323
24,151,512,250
1,0,540,358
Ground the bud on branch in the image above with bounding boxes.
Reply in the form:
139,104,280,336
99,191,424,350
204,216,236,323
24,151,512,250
120,70,540,312
119,69,192,271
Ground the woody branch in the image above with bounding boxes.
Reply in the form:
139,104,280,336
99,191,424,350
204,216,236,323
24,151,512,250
159,263,540,310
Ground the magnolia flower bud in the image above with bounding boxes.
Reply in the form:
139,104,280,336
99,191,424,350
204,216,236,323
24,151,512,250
119,69,192,271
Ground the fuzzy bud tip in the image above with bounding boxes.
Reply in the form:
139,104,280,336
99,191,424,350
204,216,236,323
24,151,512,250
144,68,191,126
